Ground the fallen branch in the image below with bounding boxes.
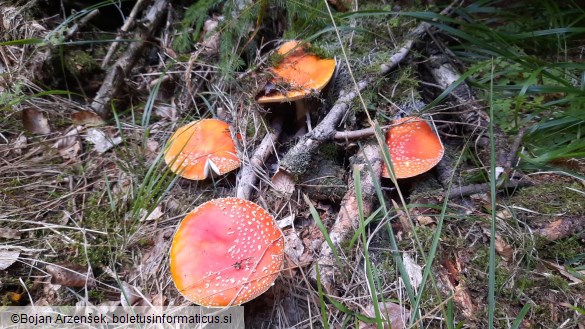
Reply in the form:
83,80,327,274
100,0,148,69
446,179,533,199
424,49,510,169
311,142,381,294
90,0,167,118
236,116,284,200
65,9,100,40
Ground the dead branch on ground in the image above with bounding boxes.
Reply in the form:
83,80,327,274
236,116,284,200
311,142,382,294
100,0,149,69
424,48,511,169
90,0,166,118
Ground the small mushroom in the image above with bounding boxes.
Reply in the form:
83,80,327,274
257,40,336,128
164,119,240,180
381,117,445,179
170,197,284,307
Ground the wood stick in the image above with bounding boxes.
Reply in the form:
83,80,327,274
100,0,148,69
236,116,284,200
311,142,381,294
65,9,100,39
90,0,166,118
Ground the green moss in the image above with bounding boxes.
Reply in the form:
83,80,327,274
63,50,99,76
88,290,106,303
516,275,536,292
305,43,334,59
546,275,570,291
536,235,583,261
511,183,585,218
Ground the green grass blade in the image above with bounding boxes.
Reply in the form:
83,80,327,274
488,58,497,329
315,262,330,329
304,194,343,268
510,304,532,329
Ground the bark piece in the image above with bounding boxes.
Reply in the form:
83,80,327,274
312,142,381,293
359,302,410,329
0,248,20,270
535,217,585,241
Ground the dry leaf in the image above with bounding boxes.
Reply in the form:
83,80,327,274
482,227,514,261
22,108,51,134
200,16,222,55
85,128,122,154
72,111,105,126
495,237,514,261
145,138,159,156
45,262,95,287
392,200,412,232
541,260,583,284
6,291,22,303
13,134,27,155
359,302,410,329
0,228,21,240
0,248,20,270
154,105,177,121
277,214,295,229
536,217,585,241
131,230,170,283
53,127,82,160
139,206,164,222
416,215,436,226
403,253,422,290
496,209,512,220
284,232,304,264
120,282,149,306
272,170,295,197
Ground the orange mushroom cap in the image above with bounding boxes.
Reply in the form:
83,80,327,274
164,119,240,180
381,117,445,179
257,40,336,103
170,197,284,307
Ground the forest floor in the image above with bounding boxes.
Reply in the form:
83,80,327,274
1,0,585,328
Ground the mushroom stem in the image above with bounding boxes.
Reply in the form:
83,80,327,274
293,100,312,132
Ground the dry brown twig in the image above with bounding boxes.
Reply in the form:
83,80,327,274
100,0,149,69
91,0,166,118
311,142,382,294
236,116,284,200
65,9,100,40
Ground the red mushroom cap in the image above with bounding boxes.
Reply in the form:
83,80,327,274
170,197,284,307
164,119,240,180
381,117,445,179
257,40,336,103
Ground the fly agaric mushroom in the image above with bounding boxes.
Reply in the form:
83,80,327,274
381,116,445,179
257,40,336,127
164,119,240,180
170,197,284,307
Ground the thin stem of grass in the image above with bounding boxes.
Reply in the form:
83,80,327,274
487,58,497,329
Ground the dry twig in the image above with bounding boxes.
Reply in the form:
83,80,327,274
311,142,381,293
100,0,148,69
90,0,166,118
236,116,284,200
